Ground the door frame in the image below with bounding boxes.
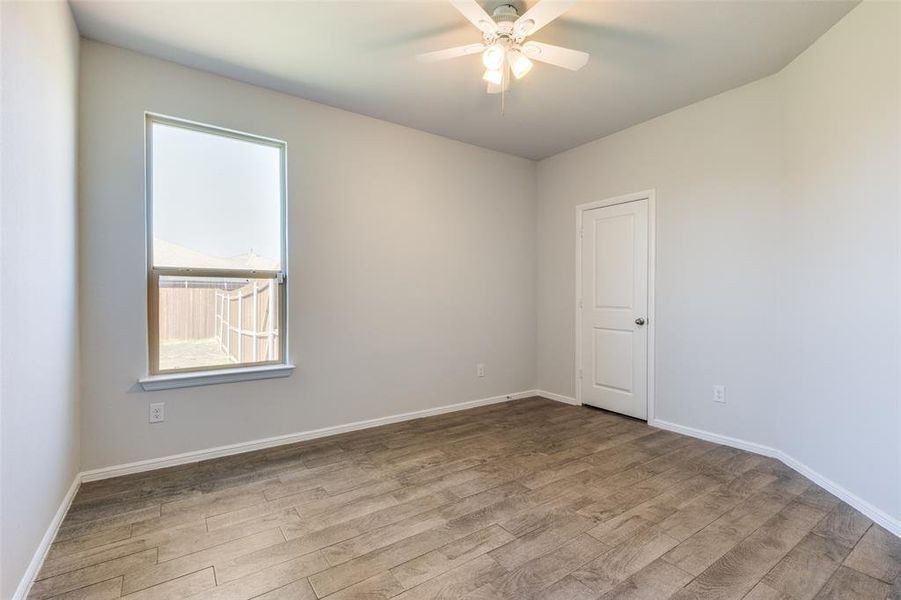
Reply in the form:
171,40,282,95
575,189,657,422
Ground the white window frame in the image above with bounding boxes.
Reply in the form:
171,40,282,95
139,113,292,390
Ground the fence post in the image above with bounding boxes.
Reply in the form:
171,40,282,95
214,291,220,348
267,281,276,360
225,289,231,360
218,291,225,351
252,281,258,363
218,291,224,350
237,288,244,363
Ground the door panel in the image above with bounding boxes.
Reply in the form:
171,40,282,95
593,214,635,309
580,200,648,419
592,328,633,393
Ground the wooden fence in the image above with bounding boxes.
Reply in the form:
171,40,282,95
159,284,218,340
159,278,279,364
214,280,279,364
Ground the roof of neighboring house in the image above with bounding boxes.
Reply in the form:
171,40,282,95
154,238,280,271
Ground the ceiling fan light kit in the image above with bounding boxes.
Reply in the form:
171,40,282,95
508,49,533,79
417,0,589,95
482,42,506,70
483,67,504,84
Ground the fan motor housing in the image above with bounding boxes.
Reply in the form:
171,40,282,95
491,4,519,21
487,4,530,41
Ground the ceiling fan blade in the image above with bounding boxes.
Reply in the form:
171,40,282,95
450,0,498,34
416,44,485,63
522,41,589,71
513,0,576,37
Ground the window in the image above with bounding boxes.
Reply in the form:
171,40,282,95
146,115,287,378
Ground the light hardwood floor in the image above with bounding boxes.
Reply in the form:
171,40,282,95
29,397,901,599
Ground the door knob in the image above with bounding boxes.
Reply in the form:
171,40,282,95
635,317,646,326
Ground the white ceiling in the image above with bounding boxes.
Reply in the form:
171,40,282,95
70,0,857,160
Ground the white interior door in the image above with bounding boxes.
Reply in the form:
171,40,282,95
579,199,649,419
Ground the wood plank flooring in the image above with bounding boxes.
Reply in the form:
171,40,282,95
28,398,900,599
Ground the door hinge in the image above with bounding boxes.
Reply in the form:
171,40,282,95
578,298,583,309
578,368,583,379
579,229,583,238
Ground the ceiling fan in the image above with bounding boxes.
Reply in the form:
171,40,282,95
417,0,589,94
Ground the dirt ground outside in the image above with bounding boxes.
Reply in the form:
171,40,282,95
159,337,231,371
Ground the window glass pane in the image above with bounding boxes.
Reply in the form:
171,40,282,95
151,122,282,270
158,275,281,371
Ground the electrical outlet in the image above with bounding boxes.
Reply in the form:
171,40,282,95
476,363,485,377
712,385,726,404
149,402,165,423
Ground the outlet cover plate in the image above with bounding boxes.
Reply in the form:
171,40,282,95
150,402,165,423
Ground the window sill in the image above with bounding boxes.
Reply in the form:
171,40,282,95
139,364,295,391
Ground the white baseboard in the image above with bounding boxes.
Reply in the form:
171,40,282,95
777,452,901,539
651,418,901,539
13,474,81,600
535,389,580,405
81,390,537,482
650,419,781,459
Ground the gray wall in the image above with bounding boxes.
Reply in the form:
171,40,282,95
535,1,900,523
779,1,900,522
78,41,537,470
0,2,81,597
